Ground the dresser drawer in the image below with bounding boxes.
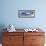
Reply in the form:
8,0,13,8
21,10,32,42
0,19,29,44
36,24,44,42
3,32,23,36
32,44,44,46
3,37,23,46
3,42,23,46
3,35,23,44
32,36,45,44
24,32,44,36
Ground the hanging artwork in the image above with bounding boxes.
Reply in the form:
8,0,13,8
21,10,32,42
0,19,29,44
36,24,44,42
18,10,35,18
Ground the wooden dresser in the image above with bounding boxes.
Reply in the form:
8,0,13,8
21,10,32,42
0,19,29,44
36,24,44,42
2,30,45,46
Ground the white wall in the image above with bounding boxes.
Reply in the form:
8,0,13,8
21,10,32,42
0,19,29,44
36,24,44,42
0,0,46,32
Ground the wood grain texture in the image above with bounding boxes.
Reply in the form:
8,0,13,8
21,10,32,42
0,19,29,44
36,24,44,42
2,32,45,46
2,32,23,46
24,32,45,46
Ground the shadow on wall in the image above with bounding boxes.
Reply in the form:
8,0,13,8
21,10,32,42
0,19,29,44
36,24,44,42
0,24,6,43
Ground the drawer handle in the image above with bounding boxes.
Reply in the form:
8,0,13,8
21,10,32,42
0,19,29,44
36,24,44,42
32,39,36,40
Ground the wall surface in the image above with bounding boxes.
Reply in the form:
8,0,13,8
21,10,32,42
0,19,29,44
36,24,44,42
0,0,46,43
0,0,46,32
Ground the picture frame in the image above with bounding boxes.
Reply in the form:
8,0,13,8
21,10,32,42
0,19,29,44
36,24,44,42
18,10,35,18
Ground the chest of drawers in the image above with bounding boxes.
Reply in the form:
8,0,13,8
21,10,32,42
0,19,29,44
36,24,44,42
2,32,45,46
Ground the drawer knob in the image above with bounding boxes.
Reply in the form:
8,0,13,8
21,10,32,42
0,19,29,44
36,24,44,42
32,39,36,40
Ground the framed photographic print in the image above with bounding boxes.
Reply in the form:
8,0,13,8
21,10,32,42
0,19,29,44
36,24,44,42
18,10,35,18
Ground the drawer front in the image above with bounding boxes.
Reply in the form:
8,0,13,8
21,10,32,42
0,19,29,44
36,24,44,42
3,36,23,46
31,44,44,46
3,32,23,36
24,32,44,36
3,36,23,44
32,36,45,44
3,43,23,46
